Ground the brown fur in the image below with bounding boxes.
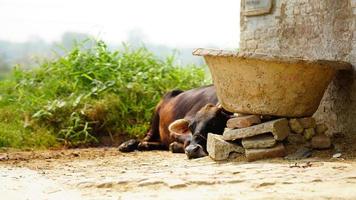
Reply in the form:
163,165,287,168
158,101,176,146
118,85,219,153
151,85,218,148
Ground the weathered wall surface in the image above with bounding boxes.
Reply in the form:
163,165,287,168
240,0,356,135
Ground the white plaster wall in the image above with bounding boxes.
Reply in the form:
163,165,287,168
240,0,356,135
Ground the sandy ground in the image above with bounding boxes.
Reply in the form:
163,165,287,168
1,148,356,200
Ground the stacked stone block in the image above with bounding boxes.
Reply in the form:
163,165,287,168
208,115,288,161
288,117,331,149
207,115,332,161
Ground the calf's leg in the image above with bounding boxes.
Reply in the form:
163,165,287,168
118,108,162,152
169,142,185,153
137,141,166,151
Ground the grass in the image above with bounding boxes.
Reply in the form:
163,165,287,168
0,40,209,149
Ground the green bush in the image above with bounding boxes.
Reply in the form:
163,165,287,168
0,41,209,148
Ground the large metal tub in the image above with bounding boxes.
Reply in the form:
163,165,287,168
193,49,352,117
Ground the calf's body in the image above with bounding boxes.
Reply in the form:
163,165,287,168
119,85,231,159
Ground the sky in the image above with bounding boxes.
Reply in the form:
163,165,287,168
0,0,240,48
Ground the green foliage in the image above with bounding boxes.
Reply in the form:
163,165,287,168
0,40,209,148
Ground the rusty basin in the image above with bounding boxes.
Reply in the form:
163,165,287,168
193,48,352,117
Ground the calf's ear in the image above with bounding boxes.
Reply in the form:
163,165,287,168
169,119,192,144
169,119,192,135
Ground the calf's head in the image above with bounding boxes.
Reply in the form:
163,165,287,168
169,104,231,159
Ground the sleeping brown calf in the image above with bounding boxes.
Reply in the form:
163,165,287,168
118,85,232,159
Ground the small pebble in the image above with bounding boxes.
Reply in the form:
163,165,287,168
332,153,342,158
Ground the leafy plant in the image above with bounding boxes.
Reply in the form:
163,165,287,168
0,40,209,148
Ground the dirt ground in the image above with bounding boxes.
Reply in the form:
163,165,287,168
1,148,356,200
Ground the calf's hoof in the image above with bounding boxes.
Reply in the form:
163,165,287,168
118,139,139,152
137,141,150,151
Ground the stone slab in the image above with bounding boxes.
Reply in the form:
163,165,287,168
287,133,305,144
245,143,286,162
311,134,331,149
242,133,276,149
316,124,328,134
226,115,261,129
298,117,316,129
289,119,304,134
223,118,290,141
207,133,244,161
303,128,316,141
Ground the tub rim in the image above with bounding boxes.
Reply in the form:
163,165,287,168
192,48,352,70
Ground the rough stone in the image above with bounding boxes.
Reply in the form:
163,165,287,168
241,133,276,149
223,118,290,141
246,40,258,49
303,128,316,141
207,133,244,161
245,143,286,162
226,115,261,129
287,133,305,144
333,153,342,158
289,118,304,134
298,117,316,129
315,123,328,134
311,134,331,149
